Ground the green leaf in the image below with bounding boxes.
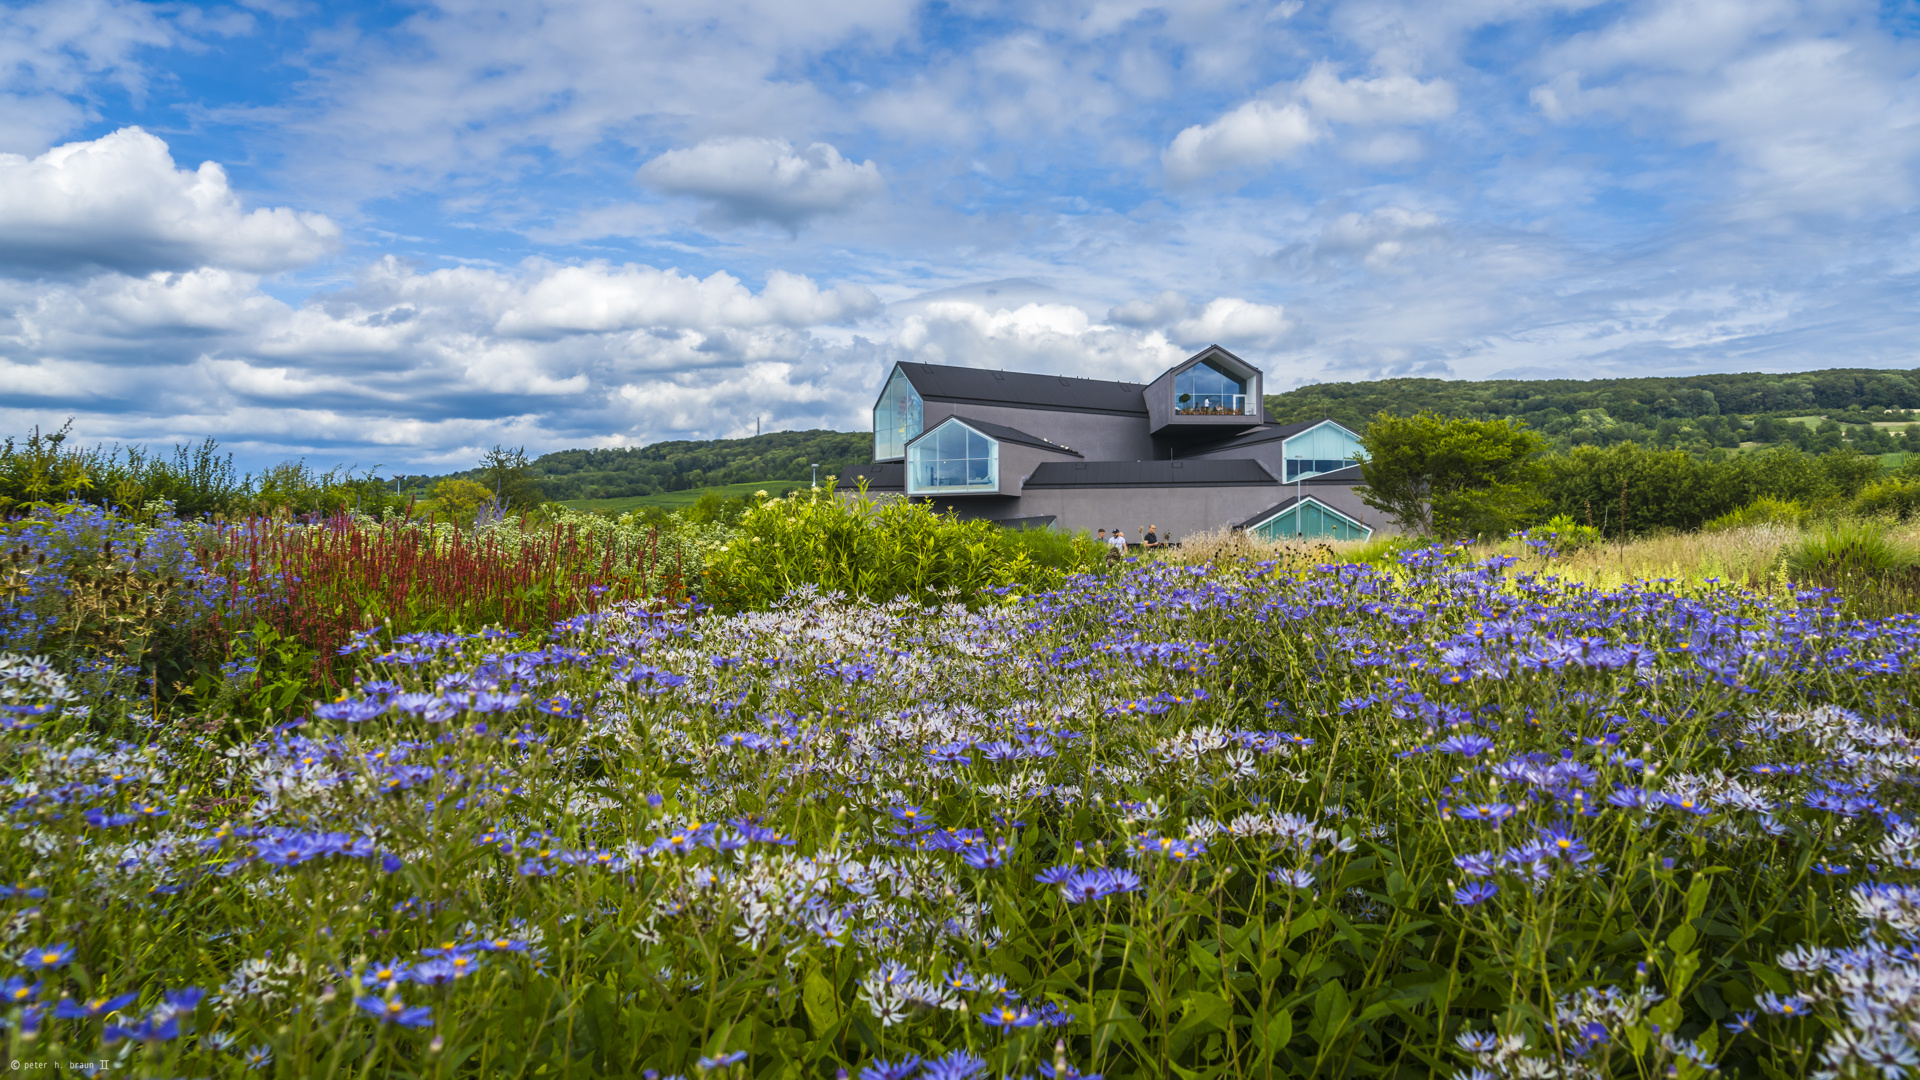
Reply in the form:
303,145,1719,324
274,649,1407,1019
802,966,840,1037
1686,873,1714,922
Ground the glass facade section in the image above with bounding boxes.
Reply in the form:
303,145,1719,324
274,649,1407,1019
872,368,923,461
1174,362,1248,415
1281,422,1365,480
1252,501,1371,541
907,420,998,494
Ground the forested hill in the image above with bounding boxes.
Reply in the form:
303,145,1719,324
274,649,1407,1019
399,429,870,501
1264,367,1920,450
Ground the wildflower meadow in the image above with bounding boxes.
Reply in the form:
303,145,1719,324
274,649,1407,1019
2,496,1919,1079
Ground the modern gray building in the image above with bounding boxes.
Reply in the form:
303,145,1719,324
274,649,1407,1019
837,345,1387,541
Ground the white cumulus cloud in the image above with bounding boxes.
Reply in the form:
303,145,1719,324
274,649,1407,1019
1163,64,1456,183
638,137,885,231
0,127,342,275
1171,297,1291,348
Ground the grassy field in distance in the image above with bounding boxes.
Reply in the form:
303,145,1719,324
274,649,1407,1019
555,479,812,513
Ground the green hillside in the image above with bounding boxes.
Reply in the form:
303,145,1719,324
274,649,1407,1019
399,429,869,502
1265,367,1920,453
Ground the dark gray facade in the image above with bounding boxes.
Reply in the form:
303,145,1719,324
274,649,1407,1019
839,346,1393,540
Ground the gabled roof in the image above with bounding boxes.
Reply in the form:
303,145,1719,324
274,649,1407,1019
1024,458,1279,489
911,415,1083,457
894,362,1148,416
1174,418,1345,457
1237,494,1371,533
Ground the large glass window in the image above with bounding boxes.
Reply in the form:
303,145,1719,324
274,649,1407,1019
907,419,998,494
873,368,923,461
1174,362,1248,415
1281,422,1364,480
1252,500,1371,541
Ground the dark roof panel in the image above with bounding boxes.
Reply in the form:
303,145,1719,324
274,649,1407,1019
1174,419,1323,456
1024,458,1279,488
915,415,1083,457
897,362,1148,415
1301,463,1365,483
835,462,904,491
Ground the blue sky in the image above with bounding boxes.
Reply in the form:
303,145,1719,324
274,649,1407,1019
2,0,1918,472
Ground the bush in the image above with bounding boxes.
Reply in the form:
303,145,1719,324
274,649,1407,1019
1850,479,1920,521
1703,496,1806,531
1538,513,1602,550
700,487,1067,610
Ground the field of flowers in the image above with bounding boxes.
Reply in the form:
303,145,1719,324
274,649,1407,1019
3,524,1919,1079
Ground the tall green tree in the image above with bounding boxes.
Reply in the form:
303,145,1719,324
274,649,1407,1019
1358,411,1548,537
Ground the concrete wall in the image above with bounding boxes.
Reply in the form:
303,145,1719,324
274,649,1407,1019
1012,484,1284,542
919,400,1156,461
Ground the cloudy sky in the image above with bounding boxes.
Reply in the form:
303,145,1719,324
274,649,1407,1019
2,0,1918,471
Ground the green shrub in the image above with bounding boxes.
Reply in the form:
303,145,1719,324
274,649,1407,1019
993,521,1106,574
1704,496,1806,532
1850,479,1920,521
1539,513,1603,550
700,487,1065,610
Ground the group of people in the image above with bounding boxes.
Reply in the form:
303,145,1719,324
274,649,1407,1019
1096,524,1170,561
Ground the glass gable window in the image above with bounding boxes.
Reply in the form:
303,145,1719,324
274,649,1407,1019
907,419,998,494
872,368,924,461
1251,500,1372,541
1174,362,1248,415
1281,422,1365,480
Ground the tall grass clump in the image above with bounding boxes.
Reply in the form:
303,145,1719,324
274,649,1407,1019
9,544,1920,1076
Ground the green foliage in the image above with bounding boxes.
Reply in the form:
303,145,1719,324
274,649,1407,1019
429,478,497,525
403,429,871,501
0,421,247,519
1266,367,1920,451
700,487,1089,610
1538,513,1603,550
1358,411,1548,537
1850,479,1920,522
1785,519,1920,580
1539,444,1880,537
249,459,407,519
1703,496,1807,532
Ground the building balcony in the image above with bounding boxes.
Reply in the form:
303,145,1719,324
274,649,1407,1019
1174,394,1249,416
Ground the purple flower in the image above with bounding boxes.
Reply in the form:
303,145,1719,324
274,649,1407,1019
698,1049,749,1069
858,1055,922,1080
1058,868,1141,904
1454,882,1498,906
356,995,433,1027
53,992,137,1019
21,943,74,971
104,1014,179,1044
1436,734,1496,758
979,1003,1041,1028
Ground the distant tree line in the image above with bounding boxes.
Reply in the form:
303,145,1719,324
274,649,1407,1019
1267,368,1920,453
398,430,870,502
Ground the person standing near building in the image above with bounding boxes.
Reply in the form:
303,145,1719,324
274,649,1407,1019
1142,524,1159,550
1110,528,1129,556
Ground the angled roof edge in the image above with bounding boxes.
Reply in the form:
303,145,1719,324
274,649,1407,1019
1161,343,1261,382
893,361,1149,415
908,414,1085,457
1238,494,1372,534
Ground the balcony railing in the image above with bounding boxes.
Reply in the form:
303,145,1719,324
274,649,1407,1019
1174,394,1249,416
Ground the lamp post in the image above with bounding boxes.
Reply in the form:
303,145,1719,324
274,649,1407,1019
810,463,819,488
